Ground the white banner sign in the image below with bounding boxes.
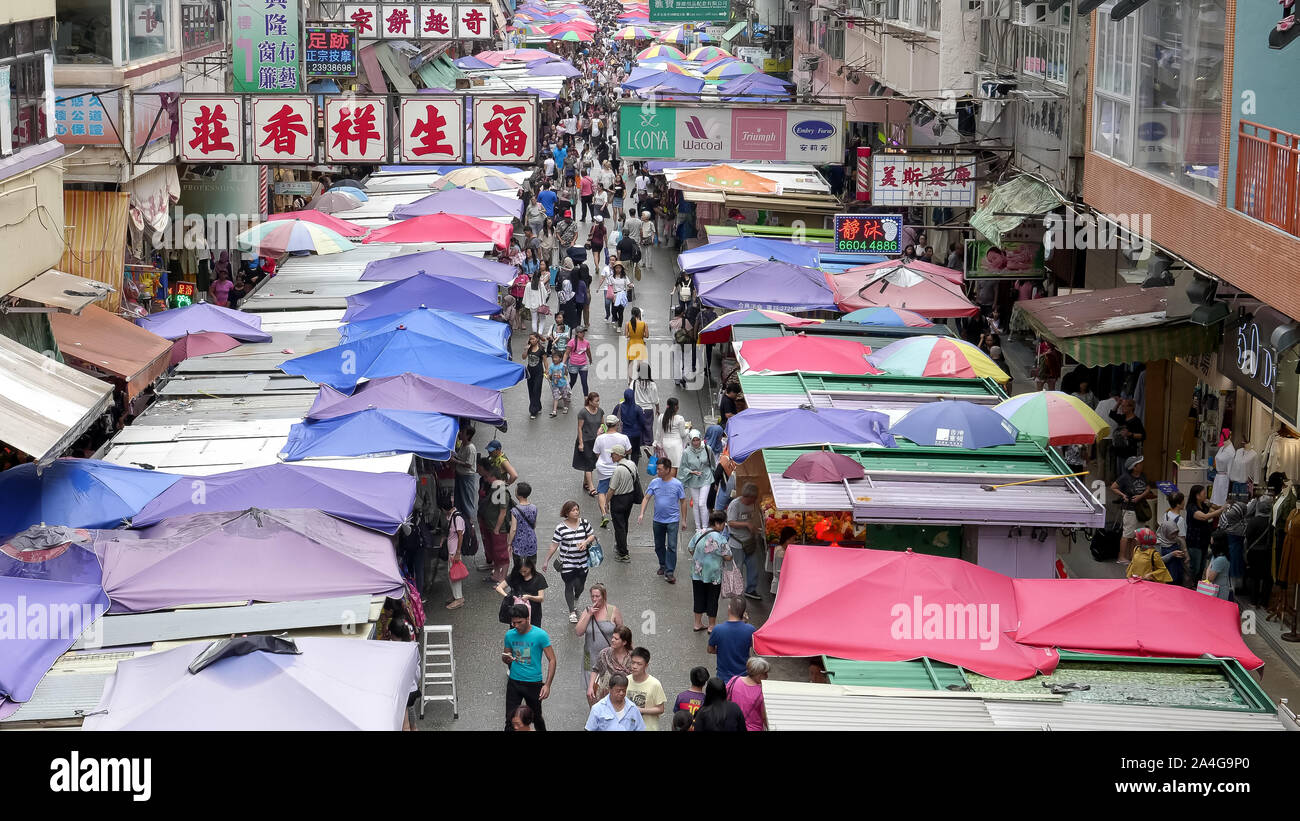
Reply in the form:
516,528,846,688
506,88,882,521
252,96,316,163
180,96,243,162
472,97,536,163
418,5,456,38
457,4,493,39
324,96,389,163
380,4,417,37
350,2,491,39
344,4,381,37
400,97,464,162
871,154,978,207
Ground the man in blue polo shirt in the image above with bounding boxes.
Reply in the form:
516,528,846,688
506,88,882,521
536,182,557,219
501,604,556,731
708,597,756,681
638,457,687,583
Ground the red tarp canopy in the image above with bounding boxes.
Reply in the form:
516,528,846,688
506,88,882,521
754,546,1060,680
734,334,881,376
1012,578,1264,670
829,264,978,318
361,213,513,250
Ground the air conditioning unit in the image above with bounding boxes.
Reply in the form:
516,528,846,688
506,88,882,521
786,0,802,12
1013,1,1048,23
796,75,813,98
799,54,822,70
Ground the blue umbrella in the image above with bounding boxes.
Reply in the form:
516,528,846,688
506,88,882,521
329,186,369,201
343,272,501,322
340,306,509,357
889,401,1020,449
0,459,183,537
359,248,517,285
681,236,820,269
279,326,525,393
280,410,459,461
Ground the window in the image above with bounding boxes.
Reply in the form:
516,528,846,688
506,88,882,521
181,0,222,52
1,18,54,151
1092,0,1224,199
125,0,172,62
56,0,175,66
1019,21,1068,85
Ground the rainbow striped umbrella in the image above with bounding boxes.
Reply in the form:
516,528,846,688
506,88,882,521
235,219,353,256
840,307,934,328
993,391,1111,446
432,167,521,192
703,60,758,81
637,44,686,60
697,309,824,344
687,46,731,61
551,29,593,41
657,26,689,45
866,337,1009,383
614,25,653,39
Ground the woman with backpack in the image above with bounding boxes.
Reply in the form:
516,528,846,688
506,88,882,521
670,305,696,388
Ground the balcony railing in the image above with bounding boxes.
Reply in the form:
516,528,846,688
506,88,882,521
1236,120,1300,237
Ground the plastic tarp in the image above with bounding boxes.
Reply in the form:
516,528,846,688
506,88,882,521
307,373,506,426
0,543,109,718
753,546,1060,680
279,326,524,393
281,410,459,462
1011,578,1265,670
92,508,405,613
968,174,1066,248
342,272,502,321
83,638,419,731
131,463,417,534
725,407,896,463
0,458,182,538
696,261,838,313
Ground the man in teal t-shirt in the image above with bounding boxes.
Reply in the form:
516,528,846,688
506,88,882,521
502,604,556,731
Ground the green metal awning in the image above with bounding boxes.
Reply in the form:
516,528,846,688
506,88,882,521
416,55,464,91
969,175,1066,248
1014,307,1220,367
723,21,748,42
739,372,1003,398
374,43,417,94
759,442,1068,477
822,658,968,690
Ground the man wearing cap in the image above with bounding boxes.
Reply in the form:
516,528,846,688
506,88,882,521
1111,455,1155,565
1125,527,1172,583
593,415,632,529
607,444,639,562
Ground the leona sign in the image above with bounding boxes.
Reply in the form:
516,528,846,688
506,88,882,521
619,102,844,163
179,94,538,165
833,214,904,255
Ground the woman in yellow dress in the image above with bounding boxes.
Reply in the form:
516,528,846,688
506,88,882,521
625,306,649,363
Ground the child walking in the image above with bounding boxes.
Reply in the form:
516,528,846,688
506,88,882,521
548,350,571,418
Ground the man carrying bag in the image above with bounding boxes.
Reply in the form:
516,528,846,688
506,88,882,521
607,445,640,563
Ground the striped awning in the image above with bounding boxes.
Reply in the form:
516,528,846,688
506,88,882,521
59,190,129,312
1015,307,1220,367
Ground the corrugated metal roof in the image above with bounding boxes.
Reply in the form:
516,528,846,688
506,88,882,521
175,330,339,373
0,332,114,461
158,374,319,396
822,658,967,690
331,192,431,220
134,395,318,425
763,681,1293,731
109,418,299,443
73,595,381,649
99,438,413,475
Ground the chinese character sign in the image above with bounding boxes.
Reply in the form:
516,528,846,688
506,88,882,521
418,5,455,39
400,98,464,163
871,154,977,207
305,26,358,77
132,1,166,38
381,5,415,38
233,0,300,93
53,88,121,146
458,5,493,39
472,97,536,163
325,97,389,163
253,96,315,162
180,96,243,162
833,214,903,255
343,4,379,38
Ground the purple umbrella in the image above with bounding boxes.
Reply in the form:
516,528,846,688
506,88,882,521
360,250,518,285
889,400,1020,449
0,542,108,718
781,451,867,483
621,68,706,94
528,61,582,78
83,637,418,730
695,260,839,313
93,508,405,613
130,463,417,534
307,373,506,426
389,188,524,221
726,408,896,463
455,55,495,70
343,272,502,321
136,301,271,342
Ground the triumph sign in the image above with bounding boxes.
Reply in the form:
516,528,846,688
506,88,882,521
619,102,845,163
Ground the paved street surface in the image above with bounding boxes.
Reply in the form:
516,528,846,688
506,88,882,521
416,215,804,731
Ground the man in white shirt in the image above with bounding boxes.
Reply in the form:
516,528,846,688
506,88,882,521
543,154,556,181
593,414,632,528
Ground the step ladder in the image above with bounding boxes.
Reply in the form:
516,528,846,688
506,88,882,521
420,624,458,720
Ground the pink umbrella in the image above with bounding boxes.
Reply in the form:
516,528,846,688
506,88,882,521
781,451,866,483
266,209,367,238
849,258,965,286
828,265,979,319
168,331,241,366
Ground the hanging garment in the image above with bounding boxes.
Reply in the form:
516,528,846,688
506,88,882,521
1231,446,1262,485
1265,433,1300,486
1277,509,1300,585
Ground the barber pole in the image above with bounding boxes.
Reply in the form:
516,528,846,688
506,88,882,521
1055,558,1068,579
259,165,269,220
855,146,871,202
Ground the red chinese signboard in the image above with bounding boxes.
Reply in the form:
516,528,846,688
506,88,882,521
324,96,389,163
399,97,464,163
252,96,316,162
418,5,455,38
380,4,415,37
472,97,536,163
343,4,379,36
457,4,493,39
179,96,243,162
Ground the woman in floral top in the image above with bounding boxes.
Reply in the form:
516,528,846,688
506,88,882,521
689,510,732,633
589,625,634,705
